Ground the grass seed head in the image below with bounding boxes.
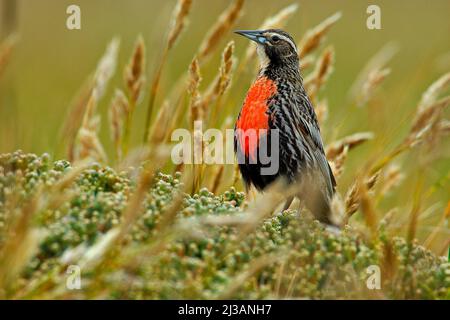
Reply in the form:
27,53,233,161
298,11,342,58
197,0,243,62
167,0,193,50
326,132,374,160
0,33,18,77
124,35,146,104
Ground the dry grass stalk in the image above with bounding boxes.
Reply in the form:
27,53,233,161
85,146,171,274
216,252,287,300
381,239,398,283
304,46,334,100
326,132,374,161
380,207,398,229
212,41,235,99
349,42,398,102
359,68,391,105
379,165,403,197
315,99,328,126
0,190,40,296
202,41,235,123
423,201,450,249
147,0,241,142
193,213,250,228
407,179,423,245
93,38,120,99
61,85,94,162
148,100,171,144
145,0,193,141
0,33,18,77
316,47,334,81
77,228,120,271
114,146,152,173
61,38,119,161
166,93,189,142
406,96,449,148
367,98,443,177
120,199,187,270
116,182,189,273
438,238,450,256
122,36,146,155
329,145,348,179
298,11,342,58
259,3,299,31
418,72,450,112
232,162,241,187
210,165,224,194
345,171,380,217
188,57,203,123
236,179,293,241
74,90,107,163
411,72,450,134
197,0,243,63
124,35,146,105
203,117,233,191
108,89,129,161
437,119,450,136
115,171,194,271
300,55,315,71
186,57,204,191
357,177,378,238
0,160,89,297
45,163,91,211
167,0,193,50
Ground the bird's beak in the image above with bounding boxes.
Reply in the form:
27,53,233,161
234,30,266,44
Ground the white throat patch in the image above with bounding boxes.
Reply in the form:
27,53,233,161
256,44,270,73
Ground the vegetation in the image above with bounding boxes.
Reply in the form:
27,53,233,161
0,151,448,299
0,1,449,299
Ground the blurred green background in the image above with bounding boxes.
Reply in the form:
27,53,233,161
0,1,449,212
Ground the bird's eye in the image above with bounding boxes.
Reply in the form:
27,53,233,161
271,35,280,43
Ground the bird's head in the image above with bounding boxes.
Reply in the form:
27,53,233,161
235,29,299,71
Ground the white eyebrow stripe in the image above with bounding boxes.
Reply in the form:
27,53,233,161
266,32,298,54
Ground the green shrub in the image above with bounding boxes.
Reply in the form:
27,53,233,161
0,151,448,299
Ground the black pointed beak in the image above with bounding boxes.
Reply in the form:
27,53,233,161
234,30,266,44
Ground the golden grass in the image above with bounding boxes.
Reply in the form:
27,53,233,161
349,42,398,105
197,0,243,63
60,38,120,161
305,45,335,102
0,33,18,78
74,90,108,163
188,57,203,123
144,0,193,141
108,89,129,160
202,41,235,126
298,11,342,58
116,36,147,157
0,1,449,300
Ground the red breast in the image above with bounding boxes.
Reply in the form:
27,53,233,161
236,77,277,160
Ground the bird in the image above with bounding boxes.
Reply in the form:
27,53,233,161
234,29,337,226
